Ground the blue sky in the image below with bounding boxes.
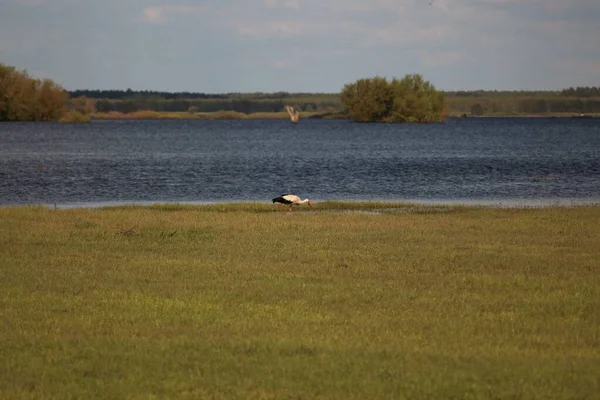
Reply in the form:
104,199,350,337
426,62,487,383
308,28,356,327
1,0,599,93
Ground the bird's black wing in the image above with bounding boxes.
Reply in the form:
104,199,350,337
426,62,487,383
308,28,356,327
272,194,293,204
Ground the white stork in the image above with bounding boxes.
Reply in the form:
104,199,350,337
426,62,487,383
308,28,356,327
272,194,312,214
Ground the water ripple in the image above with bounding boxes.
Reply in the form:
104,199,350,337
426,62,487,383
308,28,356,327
1,118,599,206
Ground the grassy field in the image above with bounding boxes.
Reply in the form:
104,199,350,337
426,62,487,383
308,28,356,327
1,203,599,399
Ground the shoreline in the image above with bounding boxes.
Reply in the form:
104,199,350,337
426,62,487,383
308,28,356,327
90,110,346,121
2,198,599,210
88,111,598,121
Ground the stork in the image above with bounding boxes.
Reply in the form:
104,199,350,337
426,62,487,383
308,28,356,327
272,194,312,214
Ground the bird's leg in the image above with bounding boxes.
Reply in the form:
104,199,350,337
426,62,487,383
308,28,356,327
278,204,286,214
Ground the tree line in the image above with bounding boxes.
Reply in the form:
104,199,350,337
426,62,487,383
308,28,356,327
560,87,600,97
69,89,333,101
449,95,600,116
74,87,600,117
70,89,229,100
445,87,600,115
2,60,599,121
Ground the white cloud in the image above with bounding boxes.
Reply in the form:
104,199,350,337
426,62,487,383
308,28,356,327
142,5,204,23
237,26,259,36
431,0,450,13
362,24,458,48
9,0,81,6
416,50,464,67
235,19,320,38
264,0,301,8
1,0,599,91
269,60,295,69
10,0,46,5
284,0,300,8
580,62,600,74
143,7,165,23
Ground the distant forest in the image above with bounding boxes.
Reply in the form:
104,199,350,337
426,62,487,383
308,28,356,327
69,87,600,116
69,89,341,115
445,88,600,116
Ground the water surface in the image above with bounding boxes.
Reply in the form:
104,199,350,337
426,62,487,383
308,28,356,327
1,118,599,207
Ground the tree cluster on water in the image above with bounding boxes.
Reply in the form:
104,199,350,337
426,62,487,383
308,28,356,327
341,74,446,123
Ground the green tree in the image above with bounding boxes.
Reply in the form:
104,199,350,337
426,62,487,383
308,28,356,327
340,77,394,122
341,74,445,123
38,79,69,120
0,63,68,121
70,95,96,115
389,74,445,122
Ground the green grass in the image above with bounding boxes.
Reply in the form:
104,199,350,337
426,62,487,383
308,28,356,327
1,203,599,399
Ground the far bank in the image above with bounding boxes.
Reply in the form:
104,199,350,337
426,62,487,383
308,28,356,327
89,110,599,120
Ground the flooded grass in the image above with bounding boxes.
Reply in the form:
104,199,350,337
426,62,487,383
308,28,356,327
1,203,599,399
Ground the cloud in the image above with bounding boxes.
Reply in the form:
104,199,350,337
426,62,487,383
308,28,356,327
10,0,46,5
235,18,322,38
268,60,295,69
143,7,165,23
142,5,204,23
581,62,600,74
264,0,300,8
284,0,300,8
1,0,599,91
416,50,464,67
430,0,450,13
9,0,81,6
362,24,458,48
552,59,600,81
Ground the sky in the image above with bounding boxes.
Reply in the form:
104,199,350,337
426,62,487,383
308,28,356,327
1,0,599,93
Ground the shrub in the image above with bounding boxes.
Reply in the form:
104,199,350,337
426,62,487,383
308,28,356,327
59,111,91,123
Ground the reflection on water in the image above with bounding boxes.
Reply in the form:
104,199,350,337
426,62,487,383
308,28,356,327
1,118,599,207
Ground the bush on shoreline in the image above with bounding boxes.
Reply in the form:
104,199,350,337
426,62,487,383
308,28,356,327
59,111,91,123
0,63,68,122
